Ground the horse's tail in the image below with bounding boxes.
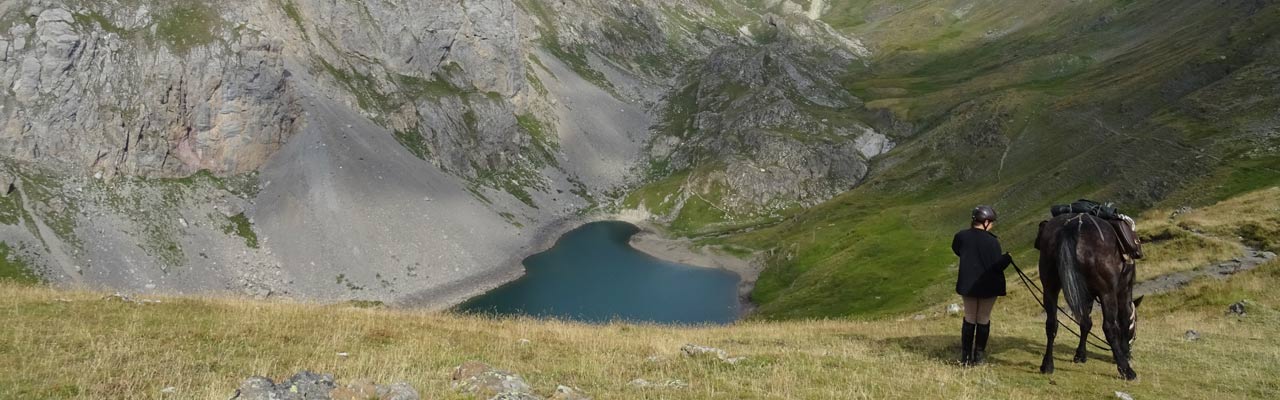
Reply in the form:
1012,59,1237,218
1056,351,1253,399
1057,220,1092,319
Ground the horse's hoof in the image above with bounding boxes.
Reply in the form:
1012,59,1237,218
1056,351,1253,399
1040,365,1054,374
1073,354,1087,364
1120,368,1138,381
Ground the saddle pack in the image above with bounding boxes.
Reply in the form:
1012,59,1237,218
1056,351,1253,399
1050,199,1123,220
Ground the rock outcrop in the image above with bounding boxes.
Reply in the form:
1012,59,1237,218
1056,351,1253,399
230,371,419,400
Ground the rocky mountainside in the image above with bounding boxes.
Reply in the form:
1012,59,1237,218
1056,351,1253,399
0,0,891,304
0,0,1276,311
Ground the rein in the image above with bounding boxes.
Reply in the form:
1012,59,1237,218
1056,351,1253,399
1011,260,1113,352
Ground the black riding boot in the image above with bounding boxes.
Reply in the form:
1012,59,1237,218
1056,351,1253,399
961,321,977,366
975,323,991,364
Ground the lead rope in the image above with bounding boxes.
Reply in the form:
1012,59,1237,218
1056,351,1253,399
1011,260,1113,352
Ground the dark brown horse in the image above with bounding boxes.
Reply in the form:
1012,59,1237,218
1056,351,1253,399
1035,213,1145,380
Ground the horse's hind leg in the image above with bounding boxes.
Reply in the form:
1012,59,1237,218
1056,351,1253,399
1101,295,1138,380
1040,282,1061,374
1073,300,1094,364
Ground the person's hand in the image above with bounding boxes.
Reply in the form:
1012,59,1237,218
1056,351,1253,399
1000,253,1013,267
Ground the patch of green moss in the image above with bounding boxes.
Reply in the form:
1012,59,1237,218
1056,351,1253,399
0,191,23,226
18,175,81,250
280,0,307,36
0,242,39,284
516,114,559,166
73,11,129,35
317,58,395,116
392,129,432,160
154,4,221,54
222,213,258,249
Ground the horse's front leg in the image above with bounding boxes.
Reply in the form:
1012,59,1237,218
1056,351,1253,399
1074,300,1094,363
1101,296,1138,380
1040,282,1060,374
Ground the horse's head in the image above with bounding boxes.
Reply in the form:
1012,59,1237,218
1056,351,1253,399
1110,215,1143,259
1128,295,1145,345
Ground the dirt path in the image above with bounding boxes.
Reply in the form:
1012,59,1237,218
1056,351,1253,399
1135,246,1276,297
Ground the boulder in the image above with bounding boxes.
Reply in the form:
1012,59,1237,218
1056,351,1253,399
680,344,745,364
628,378,688,390
230,372,418,400
451,361,541,399
680,344,728,360
279,371,338,399
232,376,278,400
375,382,420,400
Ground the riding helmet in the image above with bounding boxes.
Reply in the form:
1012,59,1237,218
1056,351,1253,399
972,205,998,223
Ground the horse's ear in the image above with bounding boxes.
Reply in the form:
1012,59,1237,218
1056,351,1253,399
1134,296,1145,309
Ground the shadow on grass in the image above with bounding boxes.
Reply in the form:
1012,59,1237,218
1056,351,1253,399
877,334,1116,367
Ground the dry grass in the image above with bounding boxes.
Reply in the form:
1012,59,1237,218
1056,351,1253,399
2,261,1278,400
2,188,1278,399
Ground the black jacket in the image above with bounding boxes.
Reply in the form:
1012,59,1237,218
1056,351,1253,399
952,228,1012,298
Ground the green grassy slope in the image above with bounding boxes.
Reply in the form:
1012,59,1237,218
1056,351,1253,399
692,0,1280,319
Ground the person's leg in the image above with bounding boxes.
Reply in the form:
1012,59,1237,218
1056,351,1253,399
977,297,997,324
974,297,998,364
961,296,978,365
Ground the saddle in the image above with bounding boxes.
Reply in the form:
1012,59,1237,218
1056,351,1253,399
1046,199,1143,260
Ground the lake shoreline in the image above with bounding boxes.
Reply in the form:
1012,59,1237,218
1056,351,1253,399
394,214,607,311
626,221,764,317
403,213,764,319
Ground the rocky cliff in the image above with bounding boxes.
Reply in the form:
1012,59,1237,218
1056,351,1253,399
0,0,890,304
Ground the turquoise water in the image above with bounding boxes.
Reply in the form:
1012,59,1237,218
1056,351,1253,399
456,221,741,324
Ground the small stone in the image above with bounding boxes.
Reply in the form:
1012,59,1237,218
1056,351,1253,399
946,303,961,315
159,386,177,394
178,218,188,228
517,338,531,346
660,379,688,389
1184,330,1200,341
681,344,727,360
912,314,926,320
337,352,349,357
1228,301,1247,316
1116,391,1135,400
552,385,591,400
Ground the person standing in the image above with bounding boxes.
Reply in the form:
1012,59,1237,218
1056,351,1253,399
952,205,1013,366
